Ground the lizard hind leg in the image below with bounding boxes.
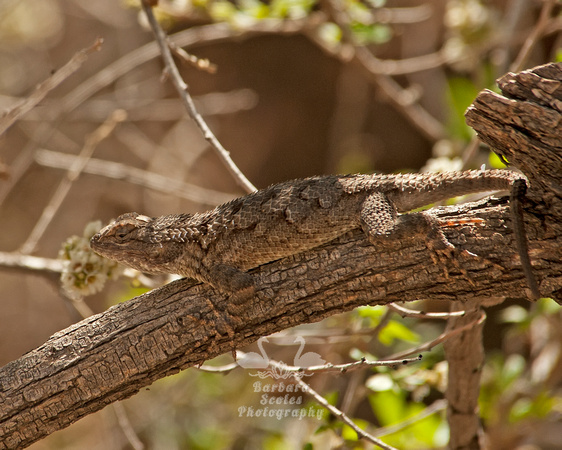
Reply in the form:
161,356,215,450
360,193,474,284
360,192,454,250
359,192,451,248
359,192,400,238
360,192,456,250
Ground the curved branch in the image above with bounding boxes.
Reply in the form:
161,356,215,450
1,62,562,448
0,189,560,447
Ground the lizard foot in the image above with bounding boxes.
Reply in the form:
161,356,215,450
390,212,482,287
429,245,477,287
203,296,240,358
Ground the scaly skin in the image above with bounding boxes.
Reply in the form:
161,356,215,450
90,169,538,297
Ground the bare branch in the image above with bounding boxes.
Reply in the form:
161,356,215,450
19,110,126,254
511,0,558,72
293,376,397,450
385,311,487,360
34,149,236,206
372,399,447,438
112,403,145,450
388,303,467,319
371,4,433,25
0,251,64,273
245,353,423,375
312,0,447,141
444,300,485,449
168,41,217,74
0,38,103,136
140,0,256,194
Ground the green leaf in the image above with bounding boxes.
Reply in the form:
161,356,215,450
239,0,270,18
538,297,562,314
508,392,554,423
111,285,151,306
369,390,405,425
488,151,507,169
446,77,480,141
351,23,392,45
357,305,385,320
501,354,525,385
365,0,386,7
341,423,359,440
379,320,420,346
209,1,237,20
317,22,342,46
270,0,315,19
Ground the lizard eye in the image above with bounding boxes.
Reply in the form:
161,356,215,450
113,224,135,241
116,230,128,240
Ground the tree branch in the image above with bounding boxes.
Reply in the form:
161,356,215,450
0,38,103,136
140,0,256,194
1,62,562,448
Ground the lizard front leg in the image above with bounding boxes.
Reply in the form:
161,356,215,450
207,264,256,296
198,263,256,357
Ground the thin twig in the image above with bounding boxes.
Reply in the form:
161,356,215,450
19,110,127,254
140,0,256,194
372,399,447,438
354,46,450,76
168,41,217,74
203,350,415,447
370,307,393,338
293,376,397,450
60,20,304,116
112,402,145,450
0,38,103,136
0,250,162,292
461,136,481,169
34,149,236,206
371,4,432,25
239,351,422,374
0,250,95,317
385,310,486,360
198,361,239,372
0,251,64,273
354,51,446,141
11,89,257,122
388,303,466,319
510,0,557,72
339,369,364,417
316,0,446,142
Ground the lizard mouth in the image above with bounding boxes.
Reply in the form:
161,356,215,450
90,233,105,251
90,233,119,256
89,233,100,248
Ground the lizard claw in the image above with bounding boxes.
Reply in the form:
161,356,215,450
429,242,478,287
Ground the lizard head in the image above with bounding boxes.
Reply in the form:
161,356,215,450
90,212,181,274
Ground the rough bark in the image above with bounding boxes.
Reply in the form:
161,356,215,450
446,62,562,450
465,62,562,300
1,63,562,449
444,298,487,450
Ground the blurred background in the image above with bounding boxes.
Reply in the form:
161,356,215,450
0,0,561,448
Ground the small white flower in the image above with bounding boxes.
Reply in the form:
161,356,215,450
59,221,123,298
